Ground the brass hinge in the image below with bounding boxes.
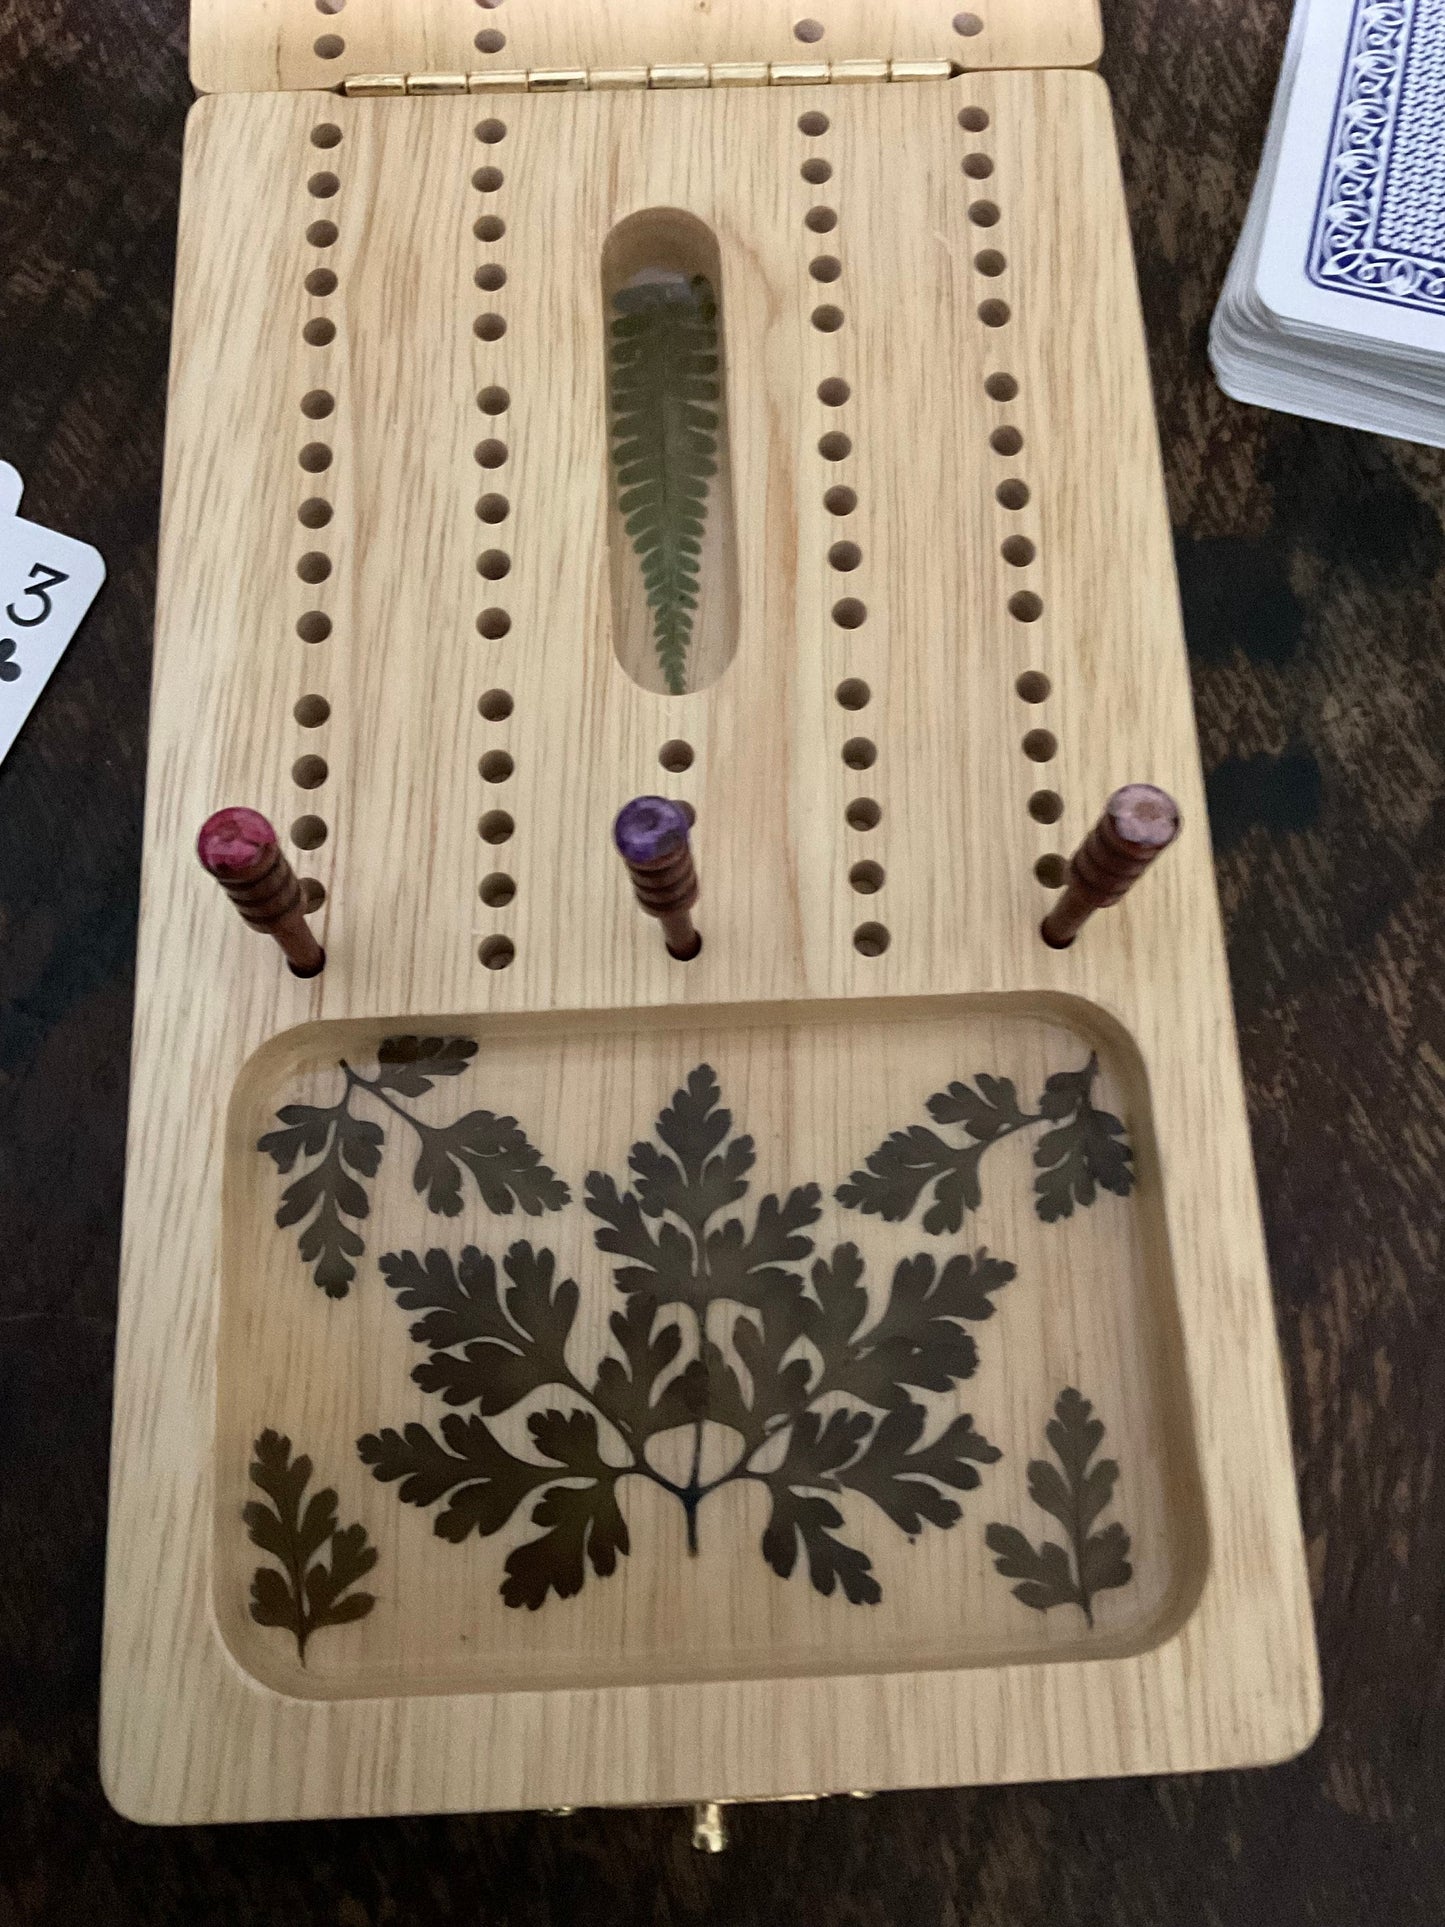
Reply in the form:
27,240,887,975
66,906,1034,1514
343,58,954,98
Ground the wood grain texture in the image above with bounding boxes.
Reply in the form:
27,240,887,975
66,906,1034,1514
189,0,1103,95
5,0,1445,1917
101,70,1314,1822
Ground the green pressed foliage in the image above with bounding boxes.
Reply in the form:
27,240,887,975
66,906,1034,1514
608,273,721,695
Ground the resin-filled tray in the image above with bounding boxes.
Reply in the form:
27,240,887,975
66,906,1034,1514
220,998,1202,1700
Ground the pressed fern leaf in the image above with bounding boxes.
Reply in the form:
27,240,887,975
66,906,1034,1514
608,272,720,694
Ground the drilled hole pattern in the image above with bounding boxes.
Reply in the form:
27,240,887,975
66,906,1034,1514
473,121,517,971
959,108,1062,884
291,125,344,876
798,113,887,958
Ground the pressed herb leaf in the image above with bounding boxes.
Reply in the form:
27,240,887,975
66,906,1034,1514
363,1065,1010,1609
244,1429,377,1662
608,274,721,694
985,1387,1133,1626
258,1036,569,1296
837,1055,1134,1233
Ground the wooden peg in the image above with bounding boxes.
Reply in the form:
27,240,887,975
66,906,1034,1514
1042,784,1180,949
197,807,326,978
614,795,701,960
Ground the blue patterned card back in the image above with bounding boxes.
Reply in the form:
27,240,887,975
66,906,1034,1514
1309,0,1445,316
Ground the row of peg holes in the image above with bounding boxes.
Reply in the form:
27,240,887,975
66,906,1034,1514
799,113,887,959
474,120,515,969
960,105,1066,884
290,123,349,901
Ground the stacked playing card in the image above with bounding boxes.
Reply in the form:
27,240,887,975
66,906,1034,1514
1211,0,1445,447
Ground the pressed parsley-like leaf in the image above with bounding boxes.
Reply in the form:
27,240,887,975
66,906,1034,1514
837,1056,1135,1232
985,1388,1133,1626
608,273,721,695
258,1037,568,1297
244,1430,377,1662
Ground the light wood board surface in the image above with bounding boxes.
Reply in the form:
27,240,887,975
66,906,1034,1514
102,69,1319,1823
190,0,1103,95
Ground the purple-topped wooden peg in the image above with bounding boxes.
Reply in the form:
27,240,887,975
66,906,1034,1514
1042,783,1180,949
614,795,701,960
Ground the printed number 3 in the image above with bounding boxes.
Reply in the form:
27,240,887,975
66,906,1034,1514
6,562,69,628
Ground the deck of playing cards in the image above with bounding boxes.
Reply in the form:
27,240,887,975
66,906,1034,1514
1211,0,1445,447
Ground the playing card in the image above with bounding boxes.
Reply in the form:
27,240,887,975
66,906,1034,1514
1256,0,1445,357
0,463,107,768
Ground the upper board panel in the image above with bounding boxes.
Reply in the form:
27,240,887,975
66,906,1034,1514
190,0,1103,94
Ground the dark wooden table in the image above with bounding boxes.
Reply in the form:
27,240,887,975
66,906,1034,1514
3,2,1443,1919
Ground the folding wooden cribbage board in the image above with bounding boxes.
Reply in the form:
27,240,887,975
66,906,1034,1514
102,0,1321,1825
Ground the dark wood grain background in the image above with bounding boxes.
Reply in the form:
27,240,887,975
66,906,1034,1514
3,1,1443,1919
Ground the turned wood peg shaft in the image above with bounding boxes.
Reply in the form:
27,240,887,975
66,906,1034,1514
1042,784,1181,950
614,795,701,961
197,807,326,978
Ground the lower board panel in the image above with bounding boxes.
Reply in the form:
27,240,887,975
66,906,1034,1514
220,995,1206,1701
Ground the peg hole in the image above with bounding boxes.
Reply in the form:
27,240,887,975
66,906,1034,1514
474,313,507,340
810,256,843,283
298,442,332,471
298,497,332,529
296,611,331,643
1028,790,1064,824
835,677,870,709
1023,729,1057,762
477,608,511,639
475,262,507,291
305,268,337,296
849,859,885,893
805,206,838,233
819,430,852,461
297,551,331,584
291,814,328,850
294,695,331,727
475,214,506,241
1016,670,1051,702
300,389,335,419
313,33,344,58
794,16,825,40
832,597,867,629
479,934,515,969
829,541,862,572
474,164,505,193
985,372,1018,401
953,12,984,34
477,549,511,580
997,478,1030,509
990,426,1023,456
303,317,336,346
478,688,513,720
818,377,850,406
475,28,507,52
300,878,327,911
1009,590,1043,622
968,200,1000,227
480,873,516,906
293,754,328,789
798,109,829,134
308,172,340,199
479,749,514,783
1001,535,1036,566
477,493,510,523
842,736,876,769
310,123,343,147
974,249,1006,276
801,158,832,184
958,106,989,131
306,220,338,248
476,438,509,467
659,739,694,772
846,797,881,831
824,484,858,515
1035,853,1068,888
478,385,510,415
476,118,508,142
962,153,994,179
478,810,515,844
812,304,845,332
853,921,890,956
978,298,1010,327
